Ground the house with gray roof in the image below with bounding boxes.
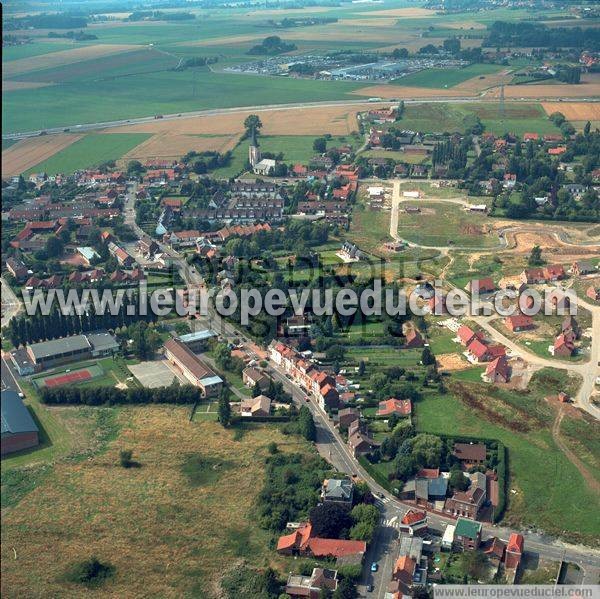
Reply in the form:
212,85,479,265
321,478,354,505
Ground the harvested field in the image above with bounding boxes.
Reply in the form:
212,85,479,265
3,80,53,91
491,76,600,99
541,102,600,121
2,44,138,77
110,105,362,136
118,133,238,163
2,134,83,176
453,69,514,94
437,353,471,371
356,7,436,17
351,85,466,99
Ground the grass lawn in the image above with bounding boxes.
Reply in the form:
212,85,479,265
415,371,600,543
396,202,501,249
1,408,314,596
346,347,424,369
392,64,503,89
259,135,353,164
211,140,248,178
427,325,460,355
23,133,151,176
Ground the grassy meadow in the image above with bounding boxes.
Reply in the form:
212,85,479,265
392,64,503,89
23,133,150,175
1,407,314,597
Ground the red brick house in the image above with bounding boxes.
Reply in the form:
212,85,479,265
505,314,534,332
467,277,495,294
405,328,424,348
505,533,524,570
276,523,366,559
485,355,511,383
543,264,565,281
554,334,575,357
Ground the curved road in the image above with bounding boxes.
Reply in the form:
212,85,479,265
390,180,600,419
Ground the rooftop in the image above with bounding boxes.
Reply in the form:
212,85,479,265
1,390,39,435
455,517,482,540
27,334,91,361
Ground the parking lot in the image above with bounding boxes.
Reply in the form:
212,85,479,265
128,360,187,388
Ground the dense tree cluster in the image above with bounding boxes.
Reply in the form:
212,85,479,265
485,21,600,50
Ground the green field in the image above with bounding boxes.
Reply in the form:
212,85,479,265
396,201,501,249
3,70,362,134
392,64,503,89
23,133,150,175
397,102,563,136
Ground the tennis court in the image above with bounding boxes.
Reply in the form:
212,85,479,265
32,363,104,389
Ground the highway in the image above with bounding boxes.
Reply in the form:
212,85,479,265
4,96,600,141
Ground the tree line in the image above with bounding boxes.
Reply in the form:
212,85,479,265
40,384,199,406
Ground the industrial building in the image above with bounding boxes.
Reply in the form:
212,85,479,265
1,390,40,455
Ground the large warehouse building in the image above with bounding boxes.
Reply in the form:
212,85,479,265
163,338,223,397
11,331,120,374
1,390,40,455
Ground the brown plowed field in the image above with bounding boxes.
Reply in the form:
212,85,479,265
2,134,83,176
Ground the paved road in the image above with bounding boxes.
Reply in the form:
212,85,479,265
5,97,600,141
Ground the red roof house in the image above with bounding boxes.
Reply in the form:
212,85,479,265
505,314,534,332
276,523,366,559
377,398,412,417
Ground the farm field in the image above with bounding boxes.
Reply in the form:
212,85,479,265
1,408,312,596
394,102,563,136
541,102,600,121
22,133,151,176
391,64,503,89
2,133,83,176
119,133,238,164
259,134,354,163
2,70,363,134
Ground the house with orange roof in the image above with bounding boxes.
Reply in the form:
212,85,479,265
553,333,575,357
377,398,412,418
457,325,479,346
276,522,366,559
505,532,524,571
398,510,427,536
484,355,511,384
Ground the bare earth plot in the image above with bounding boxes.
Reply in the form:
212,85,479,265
110,105,362,136
2,44,138,77
2,134,84,177
118,132,239,163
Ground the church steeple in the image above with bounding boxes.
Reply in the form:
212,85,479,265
248,127,261,167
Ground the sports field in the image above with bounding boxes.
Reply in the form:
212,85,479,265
21,133,150,176
32,363,104,390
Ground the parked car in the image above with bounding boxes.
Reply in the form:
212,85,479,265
370,562,378,572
